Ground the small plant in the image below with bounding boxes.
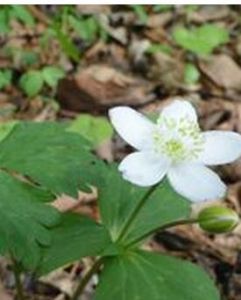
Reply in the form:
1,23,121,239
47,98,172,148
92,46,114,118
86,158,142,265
68,114,113,148
173,24,229,56
19,66,65,97
184,63,200,84
0,69,12,90
0,100,240,300
0,5,35,34
48,8,108,61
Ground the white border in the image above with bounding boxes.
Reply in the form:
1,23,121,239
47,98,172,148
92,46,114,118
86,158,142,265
0,1,238,5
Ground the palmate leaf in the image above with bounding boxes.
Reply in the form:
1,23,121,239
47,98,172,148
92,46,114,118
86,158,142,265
0,121,106,269
0,122,103,197
38,213,114,275
99,165,190,245
0,170,59,269
94,250,220,300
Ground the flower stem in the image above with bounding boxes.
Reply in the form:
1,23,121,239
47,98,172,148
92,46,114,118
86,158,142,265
70,186,158,300
117,184,158,243
71,258,103,300
126,218,198,248
12,259,25,300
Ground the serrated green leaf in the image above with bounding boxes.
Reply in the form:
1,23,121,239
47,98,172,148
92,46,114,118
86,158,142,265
68,114,113,147
184,63,200,84
94,250,219,300
11,5,35,27
99,165,190,245
173,24,229,56
0,170,59,269
0,69,12,90
38,213,114,275
42,66,65,88
19,70,44,97
0,122,104,197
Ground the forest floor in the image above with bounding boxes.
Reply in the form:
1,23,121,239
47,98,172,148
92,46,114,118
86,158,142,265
1,4,241,300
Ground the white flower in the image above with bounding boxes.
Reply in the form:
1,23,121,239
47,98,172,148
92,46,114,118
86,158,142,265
109,100,241,202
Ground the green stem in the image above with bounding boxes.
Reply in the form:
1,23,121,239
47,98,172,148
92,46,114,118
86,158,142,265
117,185,158,243
126,218,198,248
71,258,103,300
12,259,25,300
71,185,158,299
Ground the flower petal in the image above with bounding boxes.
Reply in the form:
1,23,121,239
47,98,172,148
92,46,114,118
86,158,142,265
159,99,197,123
109,106,155,151
119,152,169,187
199,131,241,165
167,163,226,202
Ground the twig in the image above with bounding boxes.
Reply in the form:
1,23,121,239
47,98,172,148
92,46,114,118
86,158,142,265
71,258,103,300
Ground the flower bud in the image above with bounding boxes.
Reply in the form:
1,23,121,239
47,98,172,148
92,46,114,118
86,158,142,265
198,206,239,234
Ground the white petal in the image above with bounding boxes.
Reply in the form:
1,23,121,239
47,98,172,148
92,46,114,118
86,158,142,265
119,152,169,187
199,131,241,165
167,163,226,202
160,99,197,123
109,106,155,151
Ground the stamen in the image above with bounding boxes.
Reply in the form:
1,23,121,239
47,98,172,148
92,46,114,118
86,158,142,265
153,115,204,162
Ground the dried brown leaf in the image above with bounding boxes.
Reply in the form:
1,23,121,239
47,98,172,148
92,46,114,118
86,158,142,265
57,65,154,111
200,55,241,90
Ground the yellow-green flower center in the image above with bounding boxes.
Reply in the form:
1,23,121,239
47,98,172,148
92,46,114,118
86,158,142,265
164,139,185,161
153,116,204,163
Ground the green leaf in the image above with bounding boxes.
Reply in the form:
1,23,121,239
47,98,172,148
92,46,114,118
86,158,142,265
69,15,98,42
184,63,200,84
0,8,11,34
0,122,104,197
131,5,148,24
146,43,173,55
54,25,79,62
0,69,12,90
67,114,113,147
11,5,35,27
153,5,173,12
173,24,229,56
20,50,39,66
42,66,65,88
38,213,114,275
19,70,44,97
94,250,220,300
0,170,59,269
99,166,190,245
0,121,18,142
84,17,99,41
